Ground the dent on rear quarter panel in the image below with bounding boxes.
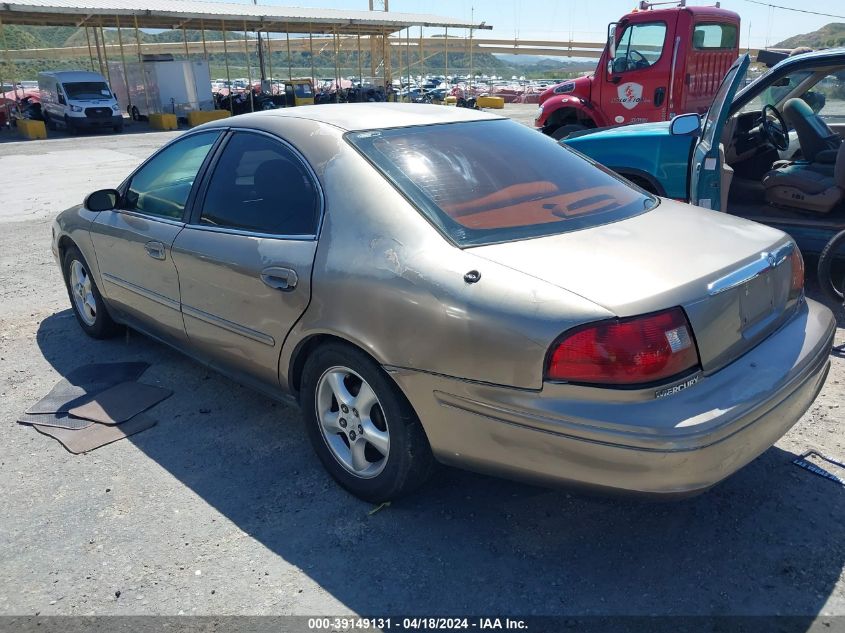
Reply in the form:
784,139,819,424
274,120,613,390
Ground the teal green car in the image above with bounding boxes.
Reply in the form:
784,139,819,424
565,51,845,254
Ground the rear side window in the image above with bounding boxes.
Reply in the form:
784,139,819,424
199,132,320,236
692,24,738,50
348,119,657,247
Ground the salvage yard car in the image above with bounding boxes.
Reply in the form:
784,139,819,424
564,50,845,255
52,103,835,501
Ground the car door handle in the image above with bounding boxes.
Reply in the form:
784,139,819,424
260,267,298,291
144,241,166,260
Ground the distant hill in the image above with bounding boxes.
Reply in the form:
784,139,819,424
775,22,845,49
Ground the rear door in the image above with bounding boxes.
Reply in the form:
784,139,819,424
90,130,221,345
689,54,748,211
171,129,322,387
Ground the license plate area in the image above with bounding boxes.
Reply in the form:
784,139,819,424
739,271,775,330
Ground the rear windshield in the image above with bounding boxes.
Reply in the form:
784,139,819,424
62,81,111,100
347,119,657,246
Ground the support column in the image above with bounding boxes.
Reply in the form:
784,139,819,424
308,25,315,86
133,15,152,116
100,24,112,85
221,20,233,114
182,27,189,58
286,25,292,81
84,25,96,72
200,19,208,61
333,29,340,103
357,31,362,93
383,29,391,95
266,29,273,85
92,25,105,76
0,16,16,126
444,27,448,78
243,21,254,111
419,26,424,82
115,15,131,110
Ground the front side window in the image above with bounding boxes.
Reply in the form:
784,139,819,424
348,120,656,247
123,131,219,219
692,23,738,50
199,132,320,236
62,81,112,100
294,83,313,98
611,22,667,74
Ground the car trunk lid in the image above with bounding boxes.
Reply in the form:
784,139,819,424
469,199,798,373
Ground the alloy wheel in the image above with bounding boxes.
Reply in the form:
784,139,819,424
69,259,97,326
315,366,390,479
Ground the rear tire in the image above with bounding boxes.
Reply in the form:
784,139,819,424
62,245,120,339
552,123,587,140
300,342,435,502
130,106,141,122
818,229,845,304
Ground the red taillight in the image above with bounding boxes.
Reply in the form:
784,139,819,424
789,246,804,298
546,307,700,386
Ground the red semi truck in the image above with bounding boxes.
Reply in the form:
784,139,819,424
536,1,740,138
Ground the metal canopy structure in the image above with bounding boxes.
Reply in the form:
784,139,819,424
0,0,490,34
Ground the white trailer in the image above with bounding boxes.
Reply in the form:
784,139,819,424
109,57,213,120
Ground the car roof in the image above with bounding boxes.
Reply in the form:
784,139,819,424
773,47,845,69
221,102,503,132
38,71,108,81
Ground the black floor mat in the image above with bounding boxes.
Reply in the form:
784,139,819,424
17,411,95,430
68,381,172,425
25,362,150,415
34,415,157,454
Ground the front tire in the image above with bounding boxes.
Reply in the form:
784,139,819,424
62,245,119,339
818,229,845,304
301,342,435,502
552,123,587,140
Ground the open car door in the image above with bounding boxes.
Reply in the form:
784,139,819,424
689,54,749,211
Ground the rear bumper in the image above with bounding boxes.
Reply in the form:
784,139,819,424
390,299,835,496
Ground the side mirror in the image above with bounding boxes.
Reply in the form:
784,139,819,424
607,22,618,59
84,189,119,212
670,113,702,136
58,93,66,105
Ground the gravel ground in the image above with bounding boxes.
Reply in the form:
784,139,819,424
1,109,844,620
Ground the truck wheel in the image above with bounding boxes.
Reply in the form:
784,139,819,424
552,124,587,140
130,106,141,122
44,113,56,131
64,116,78,135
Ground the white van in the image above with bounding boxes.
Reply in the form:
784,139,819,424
38,70,123,133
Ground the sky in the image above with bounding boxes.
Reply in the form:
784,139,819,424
230,0,844,49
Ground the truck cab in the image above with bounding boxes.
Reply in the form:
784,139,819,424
536,1,739,139
38,70,123,133
284,79,315,107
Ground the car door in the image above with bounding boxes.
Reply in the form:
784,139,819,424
171,129,322,388
689,54,749,211
90,130,221,345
